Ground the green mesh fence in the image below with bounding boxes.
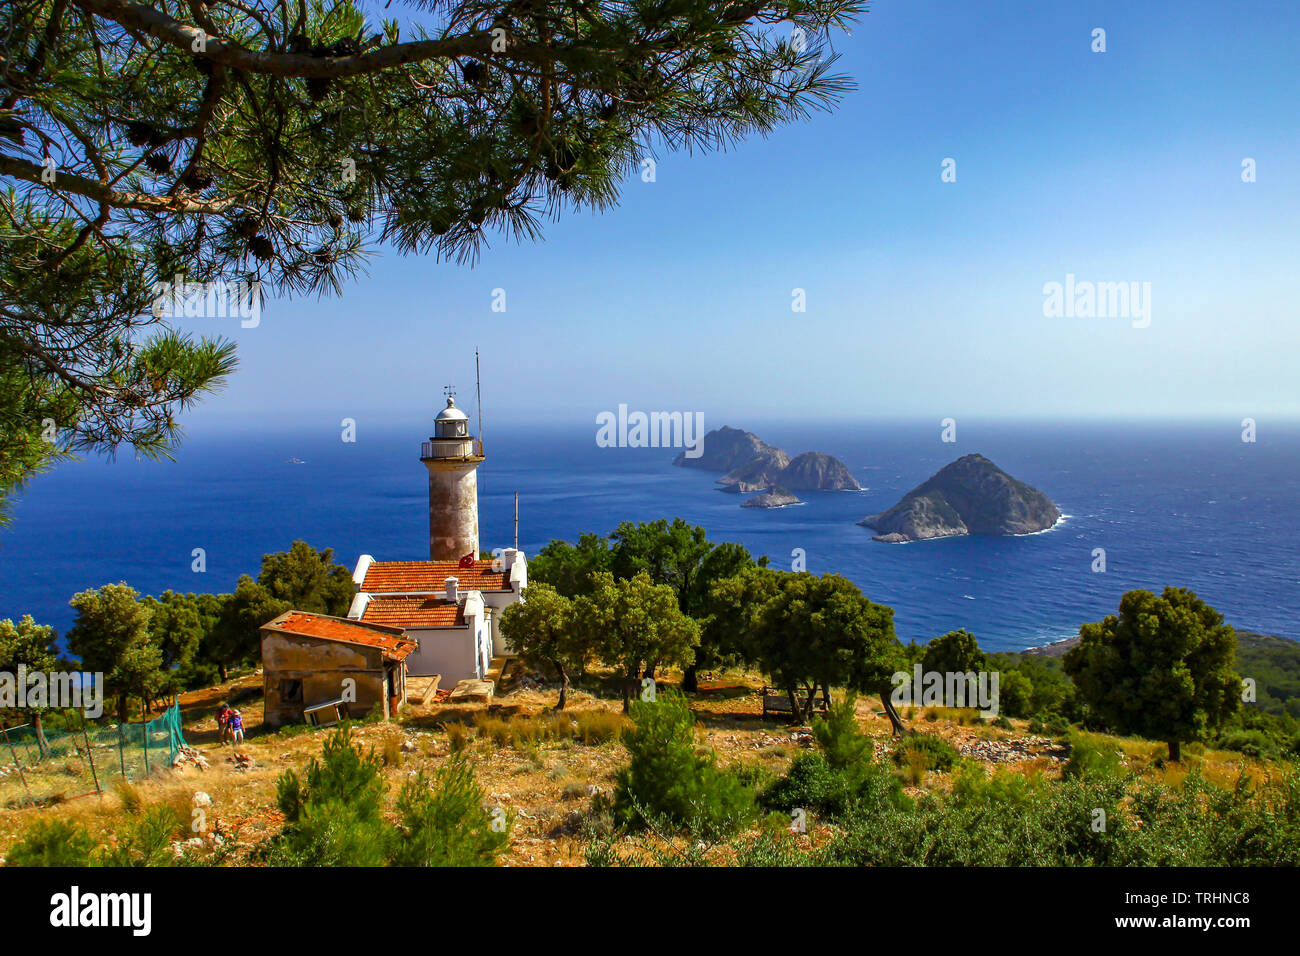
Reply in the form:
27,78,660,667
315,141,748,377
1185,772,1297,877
0,704,188,807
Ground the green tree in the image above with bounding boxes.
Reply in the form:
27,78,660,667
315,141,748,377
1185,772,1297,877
142,590,206,695
527,532,612,598
612,520,764,689
257,540,354,615
1,0,864,518
610,518,714,609
720,568,907,731
575,571,699,711
0,614,61,754
206,577,291,681
499,583,588,710
66,583,165,721
921,629,986,678
1063,587,1242,762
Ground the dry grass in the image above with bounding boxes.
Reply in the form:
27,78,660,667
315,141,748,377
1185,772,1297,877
0,667,1290,867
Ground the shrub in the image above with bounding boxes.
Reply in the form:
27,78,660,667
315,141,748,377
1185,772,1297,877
1062,734,1124,781
810,694,873,770
390,757,510,866
270,727,391,866
4,819,97,866
612,691,755,839
1214,729,1277,760
762,752,859,818
892,734,960,773
99,806,182,867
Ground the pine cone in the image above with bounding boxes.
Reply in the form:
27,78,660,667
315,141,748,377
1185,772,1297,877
126,121,154,147
248,236,275,261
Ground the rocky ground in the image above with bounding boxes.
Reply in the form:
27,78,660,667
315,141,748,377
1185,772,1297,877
0,669,1269,866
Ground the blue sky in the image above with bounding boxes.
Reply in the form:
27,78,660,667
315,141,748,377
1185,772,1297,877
177,0,1300,432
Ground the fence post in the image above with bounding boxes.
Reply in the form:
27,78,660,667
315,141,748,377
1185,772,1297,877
79,711,102,796
0,722,36,807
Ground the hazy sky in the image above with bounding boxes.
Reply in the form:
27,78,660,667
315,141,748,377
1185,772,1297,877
173,0,1300,432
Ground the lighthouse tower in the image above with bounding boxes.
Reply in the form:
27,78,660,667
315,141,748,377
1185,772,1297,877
420,393,484,561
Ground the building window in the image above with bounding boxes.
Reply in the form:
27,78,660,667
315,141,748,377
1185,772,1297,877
280,679,303,703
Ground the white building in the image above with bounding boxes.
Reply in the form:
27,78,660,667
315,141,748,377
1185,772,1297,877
347,395,527,682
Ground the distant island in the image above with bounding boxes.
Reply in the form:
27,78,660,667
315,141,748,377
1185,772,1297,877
741,486,802,509
859,453,1060,542
673,426,861,501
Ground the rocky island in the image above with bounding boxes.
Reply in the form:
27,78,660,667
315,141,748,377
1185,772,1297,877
672,425,783,473
717,448,791,492
740,486,802,509
859,454,1060,542
778,451,861,491
674,427,862,502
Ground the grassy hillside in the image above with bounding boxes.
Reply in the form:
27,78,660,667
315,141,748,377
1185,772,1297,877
2,665,1298,867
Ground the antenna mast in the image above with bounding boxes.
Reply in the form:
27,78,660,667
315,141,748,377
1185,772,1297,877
475,348,483,454
514,491,519,551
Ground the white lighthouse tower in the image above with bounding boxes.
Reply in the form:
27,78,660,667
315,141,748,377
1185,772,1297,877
420,392,484,561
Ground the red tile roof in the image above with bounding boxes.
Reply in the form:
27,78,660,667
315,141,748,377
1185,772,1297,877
262,611,417,661
361,560,513,593
360,596,466,629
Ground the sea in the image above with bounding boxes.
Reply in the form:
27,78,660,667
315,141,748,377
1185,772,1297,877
1,419,1296,652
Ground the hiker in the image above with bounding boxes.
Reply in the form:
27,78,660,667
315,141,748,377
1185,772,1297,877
228,708,245,745
215,702,232,744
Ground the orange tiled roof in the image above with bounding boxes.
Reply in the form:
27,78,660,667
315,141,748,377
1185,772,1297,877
263,611,417,661
360,595,466,629
361,560,512,593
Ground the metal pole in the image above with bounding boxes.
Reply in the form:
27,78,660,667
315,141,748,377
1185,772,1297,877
475,348,483,453
79,711,102,795
514,491,519,551
0,722,35,807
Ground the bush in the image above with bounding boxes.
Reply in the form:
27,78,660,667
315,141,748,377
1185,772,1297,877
6,807,185,868
1062,734,1124,780
4,819,97,866
810,694,873,770
268,726,507,867
390,757,510,866
270,727,396,866
763,705,904,821
892,734,960,773
612,691,755,839
99,807,182,867
1214,729,1279,760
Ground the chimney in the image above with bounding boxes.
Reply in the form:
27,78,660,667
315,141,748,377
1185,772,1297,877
501,548,517,571
444,576,459,603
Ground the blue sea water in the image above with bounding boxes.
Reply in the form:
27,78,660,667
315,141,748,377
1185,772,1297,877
1,419,1296,652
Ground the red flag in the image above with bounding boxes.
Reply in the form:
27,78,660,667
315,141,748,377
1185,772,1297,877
458,551,476,569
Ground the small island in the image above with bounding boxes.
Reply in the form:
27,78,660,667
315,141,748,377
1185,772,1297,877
741,486,803,509
858,453,1060,542
674,426,862,500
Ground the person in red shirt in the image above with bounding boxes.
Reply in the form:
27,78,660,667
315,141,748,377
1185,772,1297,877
215,702,232,744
